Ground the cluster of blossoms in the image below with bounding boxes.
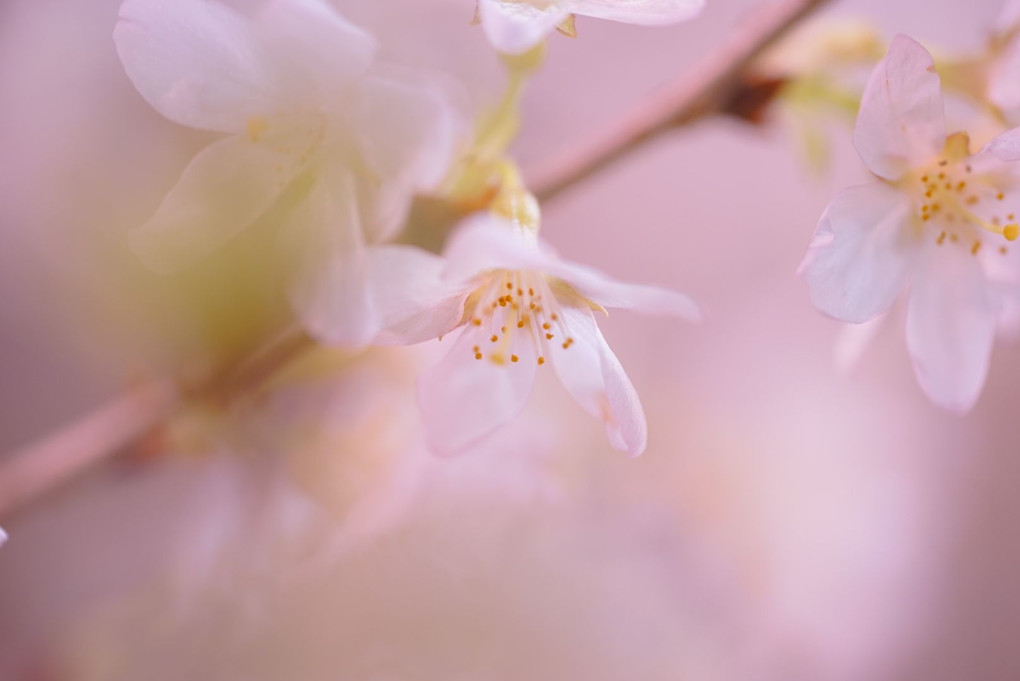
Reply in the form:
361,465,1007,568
102,0,1020,486
114,0,704,457
801,35,1020,410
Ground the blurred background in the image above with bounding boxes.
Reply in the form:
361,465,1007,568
1,0,1018,679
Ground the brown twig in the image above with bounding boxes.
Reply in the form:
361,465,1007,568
529,0,832,203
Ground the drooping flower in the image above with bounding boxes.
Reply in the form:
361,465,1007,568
115,0,455,345
475,0,704,55
800,35,1020,411
383,210,699,457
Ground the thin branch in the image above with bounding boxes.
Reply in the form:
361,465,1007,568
0,329,313,521
0,379,179,518
530,0,832,203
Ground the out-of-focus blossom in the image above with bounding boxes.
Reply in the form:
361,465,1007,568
115,0,455,345
475,0,704,55
800,35,1020,411
0,527,7,547
398,213,699,456
985,0,1020,118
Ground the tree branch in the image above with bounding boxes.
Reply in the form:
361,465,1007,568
529,0,832,203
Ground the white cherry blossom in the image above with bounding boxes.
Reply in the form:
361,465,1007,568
382,214,700,457
115,0,455,345
476,0,704,55
800,35,1020,411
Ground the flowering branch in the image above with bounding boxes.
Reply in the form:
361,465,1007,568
529,0,833,203
0,0,830,520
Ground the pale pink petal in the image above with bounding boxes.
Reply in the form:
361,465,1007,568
115,0,274,133
478,0,571,55
544,259,701,320
0,526,6,547
130,134,298,273
255,0,376,104
982,128,1020,162
906,243,997,411
564,0,703,24
287,169,379,347
369,246,469,346
418,330,539,456
854,35,945,180
551,307,647,456
442,214,557,282
800,182,916,324
444,215,698,317
353,75,456,240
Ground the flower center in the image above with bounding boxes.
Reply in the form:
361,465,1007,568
464,270,575,367
911,133,1019,257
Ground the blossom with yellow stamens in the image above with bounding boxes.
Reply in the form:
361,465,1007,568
800,35,1020,411
387,177,699,456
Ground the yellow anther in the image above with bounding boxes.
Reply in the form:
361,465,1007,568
537,356,546,365
1005,224,1019,241
510,354,519,363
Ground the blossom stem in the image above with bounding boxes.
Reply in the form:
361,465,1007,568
529,0,833,203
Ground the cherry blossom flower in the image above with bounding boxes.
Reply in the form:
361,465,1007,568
475,0,704,55
393,213,699,457
115,0,454,345
800,35,1020,411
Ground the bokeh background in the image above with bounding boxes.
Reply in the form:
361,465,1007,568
1,0,1018,679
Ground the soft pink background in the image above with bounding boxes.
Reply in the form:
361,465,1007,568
1,0,1018,679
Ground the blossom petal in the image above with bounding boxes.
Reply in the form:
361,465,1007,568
444,215,698,317
353,75,456,240
854,34,945,180
130,134,298,273
906,242,997,411
287,169,380,347
0,526,6,548
255,0,377,104
982,128,1020,162
551,307,647,456
564,0,704,24
477,0,571,55
369,246,469,346
418,330,538,456
115,0,275,133
800,182,916,323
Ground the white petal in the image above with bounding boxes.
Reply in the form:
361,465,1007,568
551,307,647,456
443,214,557,281
906,243,997,411
418,329,538,456
982,127,1020,162
353,75,456,240
800,183,916,324
255,0,376,104
287,169,380,347
369,246,469,346
564,0,703,24
854,34,945,180
478,0,571,55
115,0,274,133
0,526,6,547
130,134,298,273
444,215,698,317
